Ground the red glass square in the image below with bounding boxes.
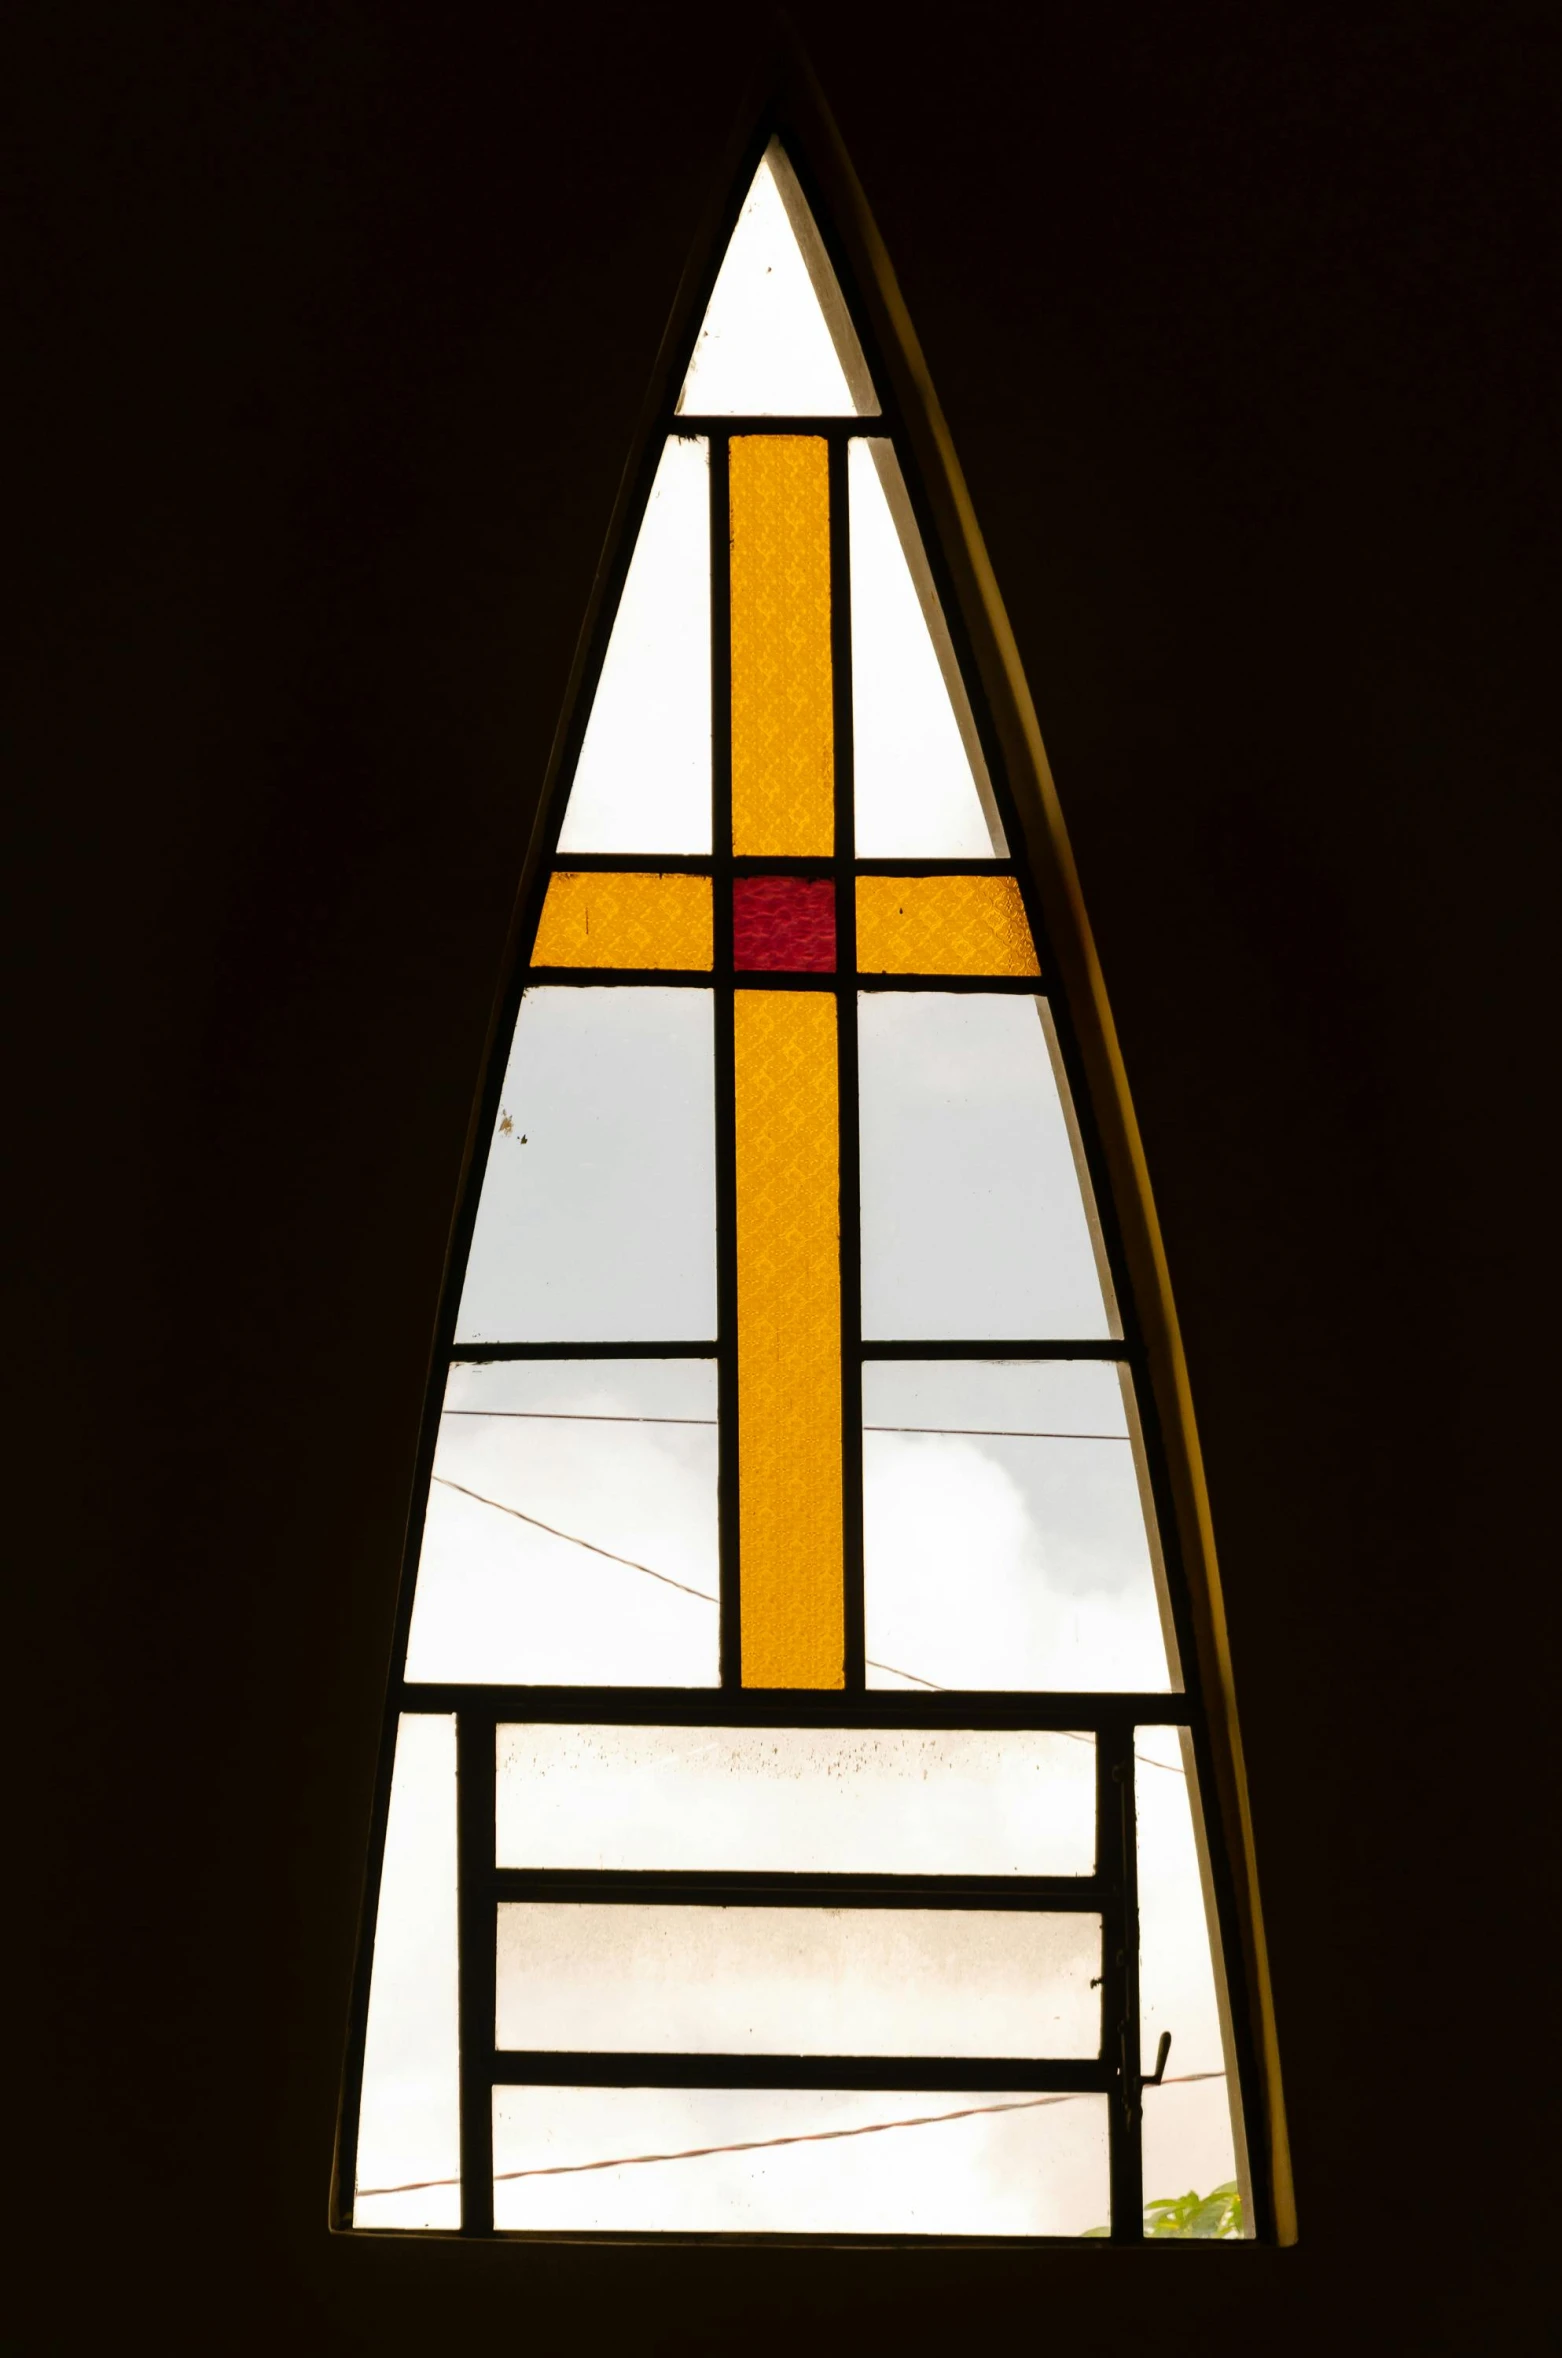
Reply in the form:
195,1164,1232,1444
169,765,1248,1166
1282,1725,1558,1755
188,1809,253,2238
732,876,836,972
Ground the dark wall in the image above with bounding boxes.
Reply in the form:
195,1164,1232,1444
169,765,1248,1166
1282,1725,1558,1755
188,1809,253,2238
17,4,1552,2348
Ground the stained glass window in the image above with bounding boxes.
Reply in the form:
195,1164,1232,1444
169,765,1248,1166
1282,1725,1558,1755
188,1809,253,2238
339,97,1286,2246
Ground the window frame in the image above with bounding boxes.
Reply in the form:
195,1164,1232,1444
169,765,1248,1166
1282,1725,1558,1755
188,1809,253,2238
333,65,1291,2247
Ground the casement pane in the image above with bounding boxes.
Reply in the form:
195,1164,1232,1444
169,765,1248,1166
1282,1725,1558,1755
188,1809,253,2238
849,439,1003,855
491,2085,1110,2236
556,436,711,853
495,1725,1096,1875
353,1716,460,2229
495,1904,1101,2058
862,1360,1175,1692
405,1361,718,1688
455,988,716,1344
1137,1728,1250,2234
678,143,876,417
858,993,1114,1341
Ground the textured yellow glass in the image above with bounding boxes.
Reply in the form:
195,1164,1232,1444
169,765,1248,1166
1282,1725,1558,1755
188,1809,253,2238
531,872,713,970
734,990,843,1688
730,437,833,855
855,874,1040,977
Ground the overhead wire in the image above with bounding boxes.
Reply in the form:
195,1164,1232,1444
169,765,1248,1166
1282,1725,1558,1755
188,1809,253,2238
444,1409,1131,1442
383,1449,1202,2211
432,1473,1187,1771
355,2072,1227,2201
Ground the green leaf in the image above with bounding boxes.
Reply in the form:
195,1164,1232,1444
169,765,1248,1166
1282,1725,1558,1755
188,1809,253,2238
1081,2184,1246,2240
1142,2183,1244,2239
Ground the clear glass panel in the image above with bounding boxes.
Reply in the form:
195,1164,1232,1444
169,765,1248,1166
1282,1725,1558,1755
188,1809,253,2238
556,436,711,853
353,1715,460,2229
1137,1728,1250,2234
678,142,876,417
495,1904,1101,2057
454,988,716,1344
858,993,1113,1341
492,2085,1109,2235
495,1725,1096,1875
849,440,1002,854
405,1361,718,1687
863,1361,1175,1692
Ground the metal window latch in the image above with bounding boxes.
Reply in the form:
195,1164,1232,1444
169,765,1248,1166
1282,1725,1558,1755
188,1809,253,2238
1119,2028,1172,2122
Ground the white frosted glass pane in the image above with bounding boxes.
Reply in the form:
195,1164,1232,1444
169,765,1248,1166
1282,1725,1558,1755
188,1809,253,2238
678,143,875,416
858,994,1112,1340
849,441,1001,855
863,1362,1174,1692
496,1724,1095,1874
354,1715,460,2230
455,988,716,1343
405,1362,718,1687
1137,1729,1248,2230
557,437,711,853
495,1904,1100,2057
492,2085,1109,2235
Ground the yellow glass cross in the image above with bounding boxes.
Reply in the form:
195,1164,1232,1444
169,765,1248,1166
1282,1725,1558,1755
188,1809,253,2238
529,437,1039,1688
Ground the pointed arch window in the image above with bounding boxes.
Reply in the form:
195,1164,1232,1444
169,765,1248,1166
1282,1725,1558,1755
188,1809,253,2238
337,96,1289,2247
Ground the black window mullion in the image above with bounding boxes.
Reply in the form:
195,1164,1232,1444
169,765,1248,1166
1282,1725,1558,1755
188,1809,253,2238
456,1706,497,2235
490,2052,1110,2095
860,1337,1134,1363
399,1682,1191,1730
492,1869,1105,1909
1099,1727,1144,2242
448,1340,718,1364
676,413,881,439
830,431,865,1692
711,429,741,1689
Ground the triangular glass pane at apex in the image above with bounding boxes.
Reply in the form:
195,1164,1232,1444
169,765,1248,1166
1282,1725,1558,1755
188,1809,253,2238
678,141,878,417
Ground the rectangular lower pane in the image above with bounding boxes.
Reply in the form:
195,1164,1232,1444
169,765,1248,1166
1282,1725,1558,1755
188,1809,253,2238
405,1361,719,1687
495,1724,1096,1874
863,1361,1176,1691
353,1715,460,2230
495,1904,1100,2057
491,2085,1110,2235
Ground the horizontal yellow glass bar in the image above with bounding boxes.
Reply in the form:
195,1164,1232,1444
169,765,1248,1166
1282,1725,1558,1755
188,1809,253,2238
855,874,1040,977
730,436,834,857
734,989,844,1689
531,871,713,970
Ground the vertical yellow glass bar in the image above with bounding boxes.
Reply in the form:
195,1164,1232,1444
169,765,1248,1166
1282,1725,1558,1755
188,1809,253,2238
729,437,834,855
735,990,843,1687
